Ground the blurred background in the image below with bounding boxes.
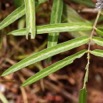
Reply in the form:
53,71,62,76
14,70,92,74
0,0,103,103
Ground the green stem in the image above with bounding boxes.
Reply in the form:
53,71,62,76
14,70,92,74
83,10,101,88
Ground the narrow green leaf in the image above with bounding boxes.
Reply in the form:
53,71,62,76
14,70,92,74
90,49,103,57
66,5,89,24
9,22,92,36
24,0,36,39
38,0,47,4
70,0,94,7
48,0,63,48
96,28,103,36
1,36,89,76
65,5,91,37
0,5,25,30
14,0,24,7
22,50,87,86
93,37,103,46
0,1,46,30
79,88,87,103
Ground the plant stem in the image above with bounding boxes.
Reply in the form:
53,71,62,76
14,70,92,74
83,10,101,88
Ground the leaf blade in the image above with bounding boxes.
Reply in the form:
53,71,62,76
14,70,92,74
0,5,25,30
47,0,63,47
93,37,103,46
0,0,47,30
90,49,103,57
38,0,47,4
70,0,94,7
9,22,92,36
22,50,87,86
96,28,103,36
2,36,89,76
65,5,91,37
24,0,36,39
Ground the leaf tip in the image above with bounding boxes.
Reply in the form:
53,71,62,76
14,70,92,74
1,72,7,76
1,70,11,77
21,82,28,87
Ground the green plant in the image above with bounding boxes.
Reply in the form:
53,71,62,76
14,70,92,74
1,0,103,102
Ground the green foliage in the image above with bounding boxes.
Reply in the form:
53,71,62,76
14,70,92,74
0,1,46,30
47,0,63,48
79,88,87,103
70,0,94,7
22,50,87,86
14,0,24,7
93,37,103,46
0,0,103,103
65,5,91,37
9,22,92,36
90,49,103,57
0,5,25,30
2,36,89,76
96,28,103,36
24,0,36,39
